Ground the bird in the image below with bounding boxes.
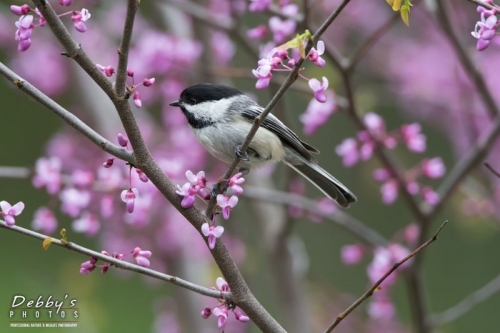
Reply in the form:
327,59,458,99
169,83,357,207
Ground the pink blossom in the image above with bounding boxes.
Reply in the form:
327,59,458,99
176,183,197,208
247,25,268,39
308,77,329,103
229,172,245,195
121,188,139,213
96,64,115,77
71,169,94,187
103,158,114,168
72,8,91,33
421,157,445,178
143,78,155,87
32,207,57,234
14,15,34,52
136,169,149,183
201,223,225,249
381,180,398,205
367,247,398,287
401,123,426,153
404,223,420,244
72,211,100,236
80,257,97,275
341,244,364,265
372,168,391,182
217,194,238,220
59,0,72,6
422,186,439,206
133,91,142,108
234,310,250,323
32,157,62,194
117,133,128,147
249,0,271,12
368,294,396,320
11,5,31,16
186,170,207,189
471,12,498,51
0,201,25,226
201,307,212,319
308,41,326,67
406,181,420,195
300,90,336,135
335,138,359,167
269,16,296,43
211,31,235,65
252,66,272,89
132,247,152,267
212,307,228,329
59,188,91,217
216,277,230,292
364,112,386,136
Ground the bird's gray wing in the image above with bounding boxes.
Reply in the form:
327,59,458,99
241,105,318,162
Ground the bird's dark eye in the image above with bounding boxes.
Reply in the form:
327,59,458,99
188,98,197,105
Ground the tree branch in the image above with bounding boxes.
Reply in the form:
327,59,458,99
0,62,134,164
323,221,448,333
0,220,226,300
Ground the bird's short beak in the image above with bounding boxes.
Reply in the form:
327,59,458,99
169,100,181,107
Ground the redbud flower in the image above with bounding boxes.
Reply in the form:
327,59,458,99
11,4,30,16
80,257,97,275
117,133,128,147
103,158,114,168
471,12,498,51
96,64,115,77
401,123,426,153
216,277,230,292
14,15,34,52
136,169,149,183
176,183,197,208
247,25,268,39
60,188,91,217
368,294,396,320
0,201,25,227
422,186,439,206
59,0,72,6
201,223,225,249
308,41,326,67
252,66,272,89
32,157,62,194
212,307,228,329
335,138,359,167
249,0,271,12
421,157,445,178
216,194,238,220
143,78,155,87
133,91,142,108
132,247,152,267
121,188,139,213
72,211,100,236
32,207,57,234
71,169,94,187
269,16,296,43
381,179,398,205
300,90,336,135
234,310,250,322
372,168,391,182
341,244,364,265
309,77,329,103
127,69,134,77
201,307,212,319
228,172,245,195
186,170,207,189
72,8,91,33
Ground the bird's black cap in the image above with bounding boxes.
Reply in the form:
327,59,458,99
177,83,243,105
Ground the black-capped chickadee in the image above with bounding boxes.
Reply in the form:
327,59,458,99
169,83,357,207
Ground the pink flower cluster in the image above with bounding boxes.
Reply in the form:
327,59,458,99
335,113,426,167
373,157,445,205
80,246,152,275
252,42,329,103
201,277,249,331
11,2,91,52
0,200,25,227
175,170,210,208
471,6,499,51
96,65,155,108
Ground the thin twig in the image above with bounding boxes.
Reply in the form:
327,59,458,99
484,162,500,178
115,0,140,96
0,62,134,164
0,166,31,178
465,0,500,12
0,220,227,300
323,221,448,333
430,273,500,325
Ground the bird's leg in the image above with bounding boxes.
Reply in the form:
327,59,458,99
235,145,249,161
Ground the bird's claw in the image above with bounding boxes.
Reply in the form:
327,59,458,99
238,168,250,176
235,145,249,161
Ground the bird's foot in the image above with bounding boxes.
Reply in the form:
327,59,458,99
235,145,249,161
238,168,250,176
